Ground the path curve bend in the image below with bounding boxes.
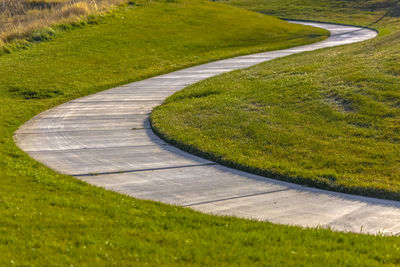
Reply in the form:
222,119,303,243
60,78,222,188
16,21,400,235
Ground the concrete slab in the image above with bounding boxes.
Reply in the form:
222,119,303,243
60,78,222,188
18,116,149,132
14,128,164,151
28,144,213,175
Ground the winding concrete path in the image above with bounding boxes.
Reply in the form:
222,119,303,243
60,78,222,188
15,21,400,235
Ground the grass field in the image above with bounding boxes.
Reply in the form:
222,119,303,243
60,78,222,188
151,0,400,200
223,0,400,26
0,0,374,265
2,0,400,265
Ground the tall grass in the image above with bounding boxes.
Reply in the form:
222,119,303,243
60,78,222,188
0,0,126,46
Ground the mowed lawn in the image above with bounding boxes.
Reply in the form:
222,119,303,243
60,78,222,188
1,0,379,265
151,0,400,200
1,0,400,265
224,0,391,25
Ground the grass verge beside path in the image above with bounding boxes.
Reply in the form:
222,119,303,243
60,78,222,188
222,0,399,26
151,0,400,200
2,0,399,264
3,0,387,264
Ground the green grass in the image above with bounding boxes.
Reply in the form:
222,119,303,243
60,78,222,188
2,0,384,265
2,0,400,264
151,0,400,200
220,0,398,25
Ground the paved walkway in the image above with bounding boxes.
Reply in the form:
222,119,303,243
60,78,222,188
16,21,400,235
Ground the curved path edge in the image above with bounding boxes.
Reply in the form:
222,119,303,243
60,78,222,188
15,21,400,235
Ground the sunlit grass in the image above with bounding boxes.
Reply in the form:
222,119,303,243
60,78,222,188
7,0,389,264
151,0,400,199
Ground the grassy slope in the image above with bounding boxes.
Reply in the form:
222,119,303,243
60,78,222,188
2,0,399,265
221,0,392,25
223,0,400,25
151,0,400,199
4,0,390,265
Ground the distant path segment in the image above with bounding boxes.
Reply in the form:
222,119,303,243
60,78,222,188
16,22,400,235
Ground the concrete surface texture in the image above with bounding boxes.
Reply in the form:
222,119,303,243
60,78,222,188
16,21,400,235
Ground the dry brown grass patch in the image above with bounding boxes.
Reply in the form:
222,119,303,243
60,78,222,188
60,2,90,18
0,0,126,47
